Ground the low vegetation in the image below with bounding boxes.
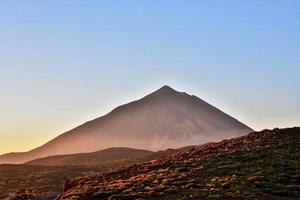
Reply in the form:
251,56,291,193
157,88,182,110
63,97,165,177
0,165,100,199
3,128,300,200
60,128,300,200
0,148,182,199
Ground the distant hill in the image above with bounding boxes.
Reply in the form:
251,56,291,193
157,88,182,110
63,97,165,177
60,127,300,200
25,147,196,167
25,147,154,166
0,85,253,164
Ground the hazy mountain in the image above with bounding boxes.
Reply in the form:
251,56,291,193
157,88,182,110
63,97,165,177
25,147,153,166
0,85,253,164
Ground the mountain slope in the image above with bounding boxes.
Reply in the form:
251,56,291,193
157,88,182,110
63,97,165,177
60,127,300,200
0,85,253,164
25,147,154,166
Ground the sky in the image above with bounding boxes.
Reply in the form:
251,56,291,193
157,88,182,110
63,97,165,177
0,1,299,154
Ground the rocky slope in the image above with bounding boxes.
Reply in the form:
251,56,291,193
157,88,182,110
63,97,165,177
0,148,192,199
0,164,100,199
59,127,300,200
0,85,253,164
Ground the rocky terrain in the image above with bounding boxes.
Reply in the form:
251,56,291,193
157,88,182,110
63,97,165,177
0,165,100,199
0,148,186,199
59,127,300,200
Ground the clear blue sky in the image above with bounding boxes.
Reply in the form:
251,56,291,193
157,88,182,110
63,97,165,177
0,1,299,153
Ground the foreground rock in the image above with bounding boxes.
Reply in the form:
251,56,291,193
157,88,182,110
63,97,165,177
3,191,60,200
60,127,300,200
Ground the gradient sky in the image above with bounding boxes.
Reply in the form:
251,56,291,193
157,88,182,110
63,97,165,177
0,1,299,154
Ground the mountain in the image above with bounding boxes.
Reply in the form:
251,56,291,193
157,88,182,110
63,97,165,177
59,127,300,200
25,147,154,166
0,85,253,164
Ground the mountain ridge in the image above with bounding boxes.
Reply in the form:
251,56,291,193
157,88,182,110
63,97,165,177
0,85,253,164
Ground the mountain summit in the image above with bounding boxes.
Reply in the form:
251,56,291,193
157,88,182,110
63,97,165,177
0,86,253,164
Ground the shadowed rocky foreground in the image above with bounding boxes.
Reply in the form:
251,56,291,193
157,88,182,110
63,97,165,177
3,127,300,200
59,127,300,200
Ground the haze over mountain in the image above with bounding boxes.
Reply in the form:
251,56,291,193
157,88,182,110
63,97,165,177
0,86,253,164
